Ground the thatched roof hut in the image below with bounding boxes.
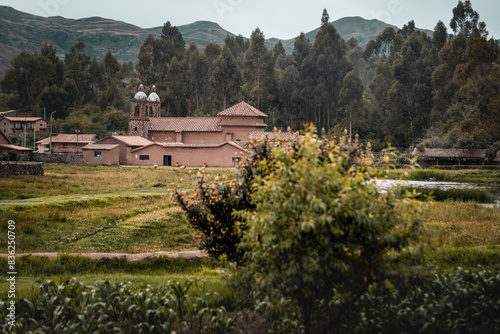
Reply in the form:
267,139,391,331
411,148,489,168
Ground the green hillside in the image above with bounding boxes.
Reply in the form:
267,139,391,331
0,5,430,79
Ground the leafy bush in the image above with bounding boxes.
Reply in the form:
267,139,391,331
349,267,500,333
236,130,425,333
0,150,19,161
173,138,274,263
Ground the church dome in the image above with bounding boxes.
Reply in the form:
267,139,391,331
134,84,147,100
148,85,160,102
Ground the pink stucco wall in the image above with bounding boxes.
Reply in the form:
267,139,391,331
98,138,129,165
83,147,120,165
129,144,244,168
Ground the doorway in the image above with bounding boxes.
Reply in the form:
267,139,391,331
163,155,172,166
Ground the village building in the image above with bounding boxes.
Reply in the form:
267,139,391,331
89,135,153,165
0,112,48,137
411,148,495,168
37,134,98,153
82,143,120,165
0,131,33,155
83,85,272,167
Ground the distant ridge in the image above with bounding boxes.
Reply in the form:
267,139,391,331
0,5,429,79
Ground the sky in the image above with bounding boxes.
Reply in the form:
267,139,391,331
2,0,499,40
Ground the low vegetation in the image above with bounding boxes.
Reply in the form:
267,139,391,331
395,186,494,203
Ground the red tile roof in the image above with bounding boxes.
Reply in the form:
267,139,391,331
149,117,222,132
217,102,268,117
82,144,119,150
103,135,153,147
131,141,246,152
37,134,97,144
0,143,33,151
3,117,45,122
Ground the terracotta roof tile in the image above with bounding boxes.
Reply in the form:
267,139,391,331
82,144,119,150
4,117,45,122
37,134,97,144
217,102,268,117
131,141,246,152
106,135,152,146
0,143,33,151
149,117,222,132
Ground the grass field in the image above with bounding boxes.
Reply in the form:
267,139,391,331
0,163,499,303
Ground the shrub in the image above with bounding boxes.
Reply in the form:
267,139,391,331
173,138,274,263
236,129,425,334
0,150,19,161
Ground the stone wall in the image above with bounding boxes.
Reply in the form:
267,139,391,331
0,162,44,177
32,152,83,164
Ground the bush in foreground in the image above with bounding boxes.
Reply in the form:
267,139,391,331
236,130,426,334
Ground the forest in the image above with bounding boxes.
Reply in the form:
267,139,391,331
0,0,498,152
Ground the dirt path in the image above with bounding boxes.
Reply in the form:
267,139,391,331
0,250,209,261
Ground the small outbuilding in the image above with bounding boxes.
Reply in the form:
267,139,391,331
82,144,120,165
411,148,487,168
37,134,98,153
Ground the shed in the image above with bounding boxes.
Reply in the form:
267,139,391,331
82,144,120,165
411,148,487,168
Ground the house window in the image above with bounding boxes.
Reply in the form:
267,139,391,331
139,155,150,161
94,151,102,158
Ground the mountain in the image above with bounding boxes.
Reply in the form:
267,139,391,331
0,5,428,79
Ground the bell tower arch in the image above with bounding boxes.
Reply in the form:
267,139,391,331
128,84,161,138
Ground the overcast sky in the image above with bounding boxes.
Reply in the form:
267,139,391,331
2,0,499,40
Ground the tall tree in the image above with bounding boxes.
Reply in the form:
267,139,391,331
165,56,188,116
244,28,274,110
388,33,436,146
339,70,364,139
452,36,500,147
432,20,449,51
135,34,155,86
1,51,54,111
450,0,488,37
292,32,311,67
301,10,352,129
161,21,186,54
431,33,467,122
211,46,242,110
104,50,121,87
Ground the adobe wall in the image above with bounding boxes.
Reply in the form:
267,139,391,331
128,144,243,168
98,138,128,165
32,152,84,164
0,161,44,177
220,116,265,126
83,148,120,165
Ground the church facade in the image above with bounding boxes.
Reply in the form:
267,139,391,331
83,85,269,167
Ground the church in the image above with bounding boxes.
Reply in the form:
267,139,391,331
83,85,271,167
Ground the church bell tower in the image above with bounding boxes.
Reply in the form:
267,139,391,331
128,84,161,138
